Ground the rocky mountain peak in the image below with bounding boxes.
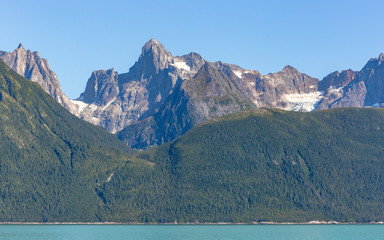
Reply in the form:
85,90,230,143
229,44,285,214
367,53,384,65
340,69,358,82
79,68,119,105
316,53,384,110
177,52,205,72
0,45,75,112
185,52,203,60
318,69,358,91
17,43,25,50
282,65,299,74
139,39,173,73
187,62,255,101
142,38,169,55
143,38,161,48
379,53,384,62
74,39,185,133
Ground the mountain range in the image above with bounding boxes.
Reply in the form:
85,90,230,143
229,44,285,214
1,40,384,149
1,51,384,223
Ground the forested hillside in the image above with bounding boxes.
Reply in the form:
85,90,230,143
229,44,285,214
2,57,384,223
99,108,384,223
0,59,135,222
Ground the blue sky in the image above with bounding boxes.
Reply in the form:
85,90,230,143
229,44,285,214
1,0,383,99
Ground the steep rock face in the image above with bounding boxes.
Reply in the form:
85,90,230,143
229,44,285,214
116,39,179,119
318,69,358,91
79,68,119,105
254,66,320,111
117,62,256,148
315,69,358,110
331,81,367,108
4,41,384,150
0,44,75,111
76,40,384,149
117,62,320,148
316,53,384,110
361,53,384,106
184,62,256,120
72,39,206,133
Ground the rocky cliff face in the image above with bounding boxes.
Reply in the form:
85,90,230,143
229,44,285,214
315,69,358,110
116,53,321,148
71,39,206,133
79,68,119,106
7,40,381,149
70,39,324,147
254,65,320,111
315,53,384,110
0,44,75,111
317,69,358,92
73,39,323,140
361,53,384,106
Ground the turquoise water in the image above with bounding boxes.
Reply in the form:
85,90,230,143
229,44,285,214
0,225,383,240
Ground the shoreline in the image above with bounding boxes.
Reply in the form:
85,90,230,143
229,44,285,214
0,221,383,225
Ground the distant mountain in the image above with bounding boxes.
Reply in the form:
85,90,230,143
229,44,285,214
0,59,135,222
116,61,321,148
0,44,75,111
3,41,383,149
317,69,358,92
71,39,206,133
316,53,384,110
2,56,384,223
72,39,320,147
99,108,384,223
116,61,256,148
117,50,384,148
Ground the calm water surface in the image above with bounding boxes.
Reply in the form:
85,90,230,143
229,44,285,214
0,225,383,240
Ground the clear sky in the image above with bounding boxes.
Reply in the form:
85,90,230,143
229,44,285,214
1,0,383,99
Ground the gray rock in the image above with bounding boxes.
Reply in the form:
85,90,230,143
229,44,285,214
316,53,384,110
4,41,384,150
116,61,320,148
361,53,384,106
0,44,75,111
72,39,206,133
72,39,323,147
11,39,381,149
332,81,367,108
254,65,320,111
79,68,119,105
318,69,357,92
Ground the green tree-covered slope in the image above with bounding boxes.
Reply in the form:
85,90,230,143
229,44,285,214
2,56,384,223
0,59,135,222
99,108,384,223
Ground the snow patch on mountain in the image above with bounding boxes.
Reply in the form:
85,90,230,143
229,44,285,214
172,60,191,72
71,99,90,113
233,70,242,78
330,85,343,92
283,91,323,112
71,99,98,114
246,81,259,105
